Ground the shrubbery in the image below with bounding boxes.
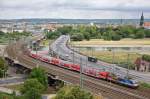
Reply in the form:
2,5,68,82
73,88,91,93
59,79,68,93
55,85,93,99
142,54,150,62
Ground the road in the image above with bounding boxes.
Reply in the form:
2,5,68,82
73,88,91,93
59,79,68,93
50,35,150,83
0,77,25,86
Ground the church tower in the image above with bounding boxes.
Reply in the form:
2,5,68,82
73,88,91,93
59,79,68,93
140,12,144,26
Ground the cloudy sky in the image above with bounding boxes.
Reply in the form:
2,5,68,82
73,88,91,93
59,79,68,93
0,0,150,19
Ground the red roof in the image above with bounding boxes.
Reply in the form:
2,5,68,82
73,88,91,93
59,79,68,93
144,22,150,27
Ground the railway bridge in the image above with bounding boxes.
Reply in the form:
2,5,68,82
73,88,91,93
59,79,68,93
4,36,150,99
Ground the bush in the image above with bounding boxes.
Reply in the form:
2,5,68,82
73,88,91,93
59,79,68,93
145,29,150,38
134,30,145,39
140,82,150,88
55,85,93,99
111,33,122,41
71,33,84,41
0,57,7,78
142,54,150,62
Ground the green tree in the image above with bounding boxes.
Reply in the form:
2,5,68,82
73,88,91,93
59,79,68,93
21,79,45,99
57,26,72,35
134,29,145,39
0,57,7,78
111,33,122,41
142,54,150,62
83,32,90,41
71,33,84,41
46,31,61,39
145,29,150,38
29,67,48,89
0,31,5,35
55,85,93,99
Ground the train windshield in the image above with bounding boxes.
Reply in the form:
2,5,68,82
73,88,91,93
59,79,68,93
131,80,138,84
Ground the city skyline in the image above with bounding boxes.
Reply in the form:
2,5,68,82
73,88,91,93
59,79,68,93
0,0,150,19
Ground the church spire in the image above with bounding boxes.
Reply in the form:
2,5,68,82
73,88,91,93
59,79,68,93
140,12,144,26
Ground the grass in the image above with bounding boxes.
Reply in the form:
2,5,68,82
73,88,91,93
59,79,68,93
0,36,9,44
140,82,150,89
79,50,141,68
0,92,13,99
72,38,150,46
3,84,24,91
40,39,54,46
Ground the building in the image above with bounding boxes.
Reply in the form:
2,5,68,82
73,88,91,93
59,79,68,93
135,58,150,72
13,28,24,32
0,27,13,33
144,22,150,29
140,12,144,26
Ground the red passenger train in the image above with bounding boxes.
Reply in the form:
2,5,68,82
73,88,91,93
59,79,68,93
27,50,139,88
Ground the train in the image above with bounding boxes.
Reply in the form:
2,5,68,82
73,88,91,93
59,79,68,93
27,50,139,88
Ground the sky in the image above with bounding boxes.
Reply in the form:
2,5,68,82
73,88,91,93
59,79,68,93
0,0,150,19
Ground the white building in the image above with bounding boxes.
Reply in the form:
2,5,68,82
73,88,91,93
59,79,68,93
0,27,13,33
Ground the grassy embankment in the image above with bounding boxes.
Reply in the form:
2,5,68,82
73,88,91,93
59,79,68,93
72,38,150,46
72,38,150,68
0,35,9,44
140,82,150,88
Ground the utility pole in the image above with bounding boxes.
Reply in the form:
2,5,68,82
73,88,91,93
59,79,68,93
112,50,115,74
72,43,75,65
80,57,83,88
91,48,93,57
36,43,39,68
127,53,130,78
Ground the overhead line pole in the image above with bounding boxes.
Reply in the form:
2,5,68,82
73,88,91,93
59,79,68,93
36,43,39,68
80,57,83,88
127,53,130,78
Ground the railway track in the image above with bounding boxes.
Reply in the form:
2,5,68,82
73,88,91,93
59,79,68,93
5,39,150,99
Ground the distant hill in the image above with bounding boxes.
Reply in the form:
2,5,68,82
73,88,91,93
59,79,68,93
0,18,150,25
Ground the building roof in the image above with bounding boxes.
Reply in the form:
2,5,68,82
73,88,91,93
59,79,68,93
144,22,150,27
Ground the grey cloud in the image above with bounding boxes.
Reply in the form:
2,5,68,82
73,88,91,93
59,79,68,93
0,0,150,19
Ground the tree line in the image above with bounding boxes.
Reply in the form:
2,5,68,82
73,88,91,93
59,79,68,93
45,25,150,41
0,31,31,40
